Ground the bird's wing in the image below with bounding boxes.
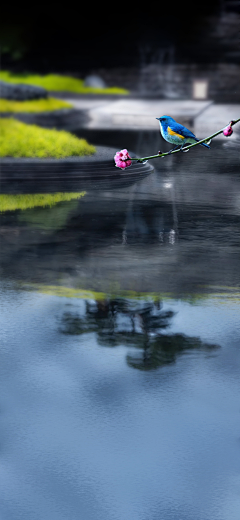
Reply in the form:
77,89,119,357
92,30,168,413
171,121,196,139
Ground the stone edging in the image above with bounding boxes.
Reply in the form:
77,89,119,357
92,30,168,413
0,146,154,192
0,108,90,130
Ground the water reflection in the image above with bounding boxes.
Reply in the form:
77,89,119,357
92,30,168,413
1,167,240,295
0,192,86,230
0,137,240,520
60,298,219,370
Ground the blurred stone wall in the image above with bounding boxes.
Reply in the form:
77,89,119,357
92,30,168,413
94,64,240,101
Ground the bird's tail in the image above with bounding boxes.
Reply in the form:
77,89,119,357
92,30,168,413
194,138,210,149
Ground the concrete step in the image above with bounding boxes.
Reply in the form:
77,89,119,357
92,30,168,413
62,97,212,130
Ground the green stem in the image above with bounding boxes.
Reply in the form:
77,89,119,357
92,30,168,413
121,118,240,163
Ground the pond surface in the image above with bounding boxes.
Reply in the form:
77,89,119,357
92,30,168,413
0,135,240,520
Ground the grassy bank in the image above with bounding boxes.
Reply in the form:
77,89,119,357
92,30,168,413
0,97,73,112
0,118,96,158
0,71,129,95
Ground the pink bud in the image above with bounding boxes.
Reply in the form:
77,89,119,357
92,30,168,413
114,149,132,170
223,123,233,137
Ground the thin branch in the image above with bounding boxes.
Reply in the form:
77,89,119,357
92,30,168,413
121,118,240,163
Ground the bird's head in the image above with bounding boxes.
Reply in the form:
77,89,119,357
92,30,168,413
156,116,171,123
156,116,172,129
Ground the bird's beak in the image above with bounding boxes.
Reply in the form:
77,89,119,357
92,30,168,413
156,118,160,120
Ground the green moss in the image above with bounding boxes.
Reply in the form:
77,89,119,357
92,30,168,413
0,71,129,95
24,285,112,301
0,97,73,112
0,118,96,158
21,283,240,305
0,192,86,212
23,284,175,302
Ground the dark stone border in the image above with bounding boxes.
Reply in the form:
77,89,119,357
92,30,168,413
0,109,90,130
49,92,130,100
49,92,171,100
0,146,154,193
0,80,47,100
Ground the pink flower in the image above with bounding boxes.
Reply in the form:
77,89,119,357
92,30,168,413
223,122,233,137
114,149,132,169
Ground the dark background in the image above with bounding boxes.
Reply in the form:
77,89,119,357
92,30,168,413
1,1,239,73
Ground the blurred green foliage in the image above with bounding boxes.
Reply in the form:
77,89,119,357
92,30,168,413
0,192,86,212
0,25,27,60
0,118,96,158
0,71,129,95
18,200,81,230
0,97,73,112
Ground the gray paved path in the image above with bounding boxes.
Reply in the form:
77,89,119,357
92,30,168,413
61,96,240,139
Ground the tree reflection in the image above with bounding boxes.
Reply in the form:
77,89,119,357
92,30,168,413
60,298,219,370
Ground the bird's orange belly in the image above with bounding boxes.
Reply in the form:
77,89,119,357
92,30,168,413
167,126,185,139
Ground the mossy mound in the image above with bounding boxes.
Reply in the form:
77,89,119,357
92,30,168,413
0,118,96,158
0,97,73,113
0,71,129,95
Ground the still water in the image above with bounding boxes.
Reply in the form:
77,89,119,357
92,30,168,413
0,134,240,520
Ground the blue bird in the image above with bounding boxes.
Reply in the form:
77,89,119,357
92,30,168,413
156,115,210,153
